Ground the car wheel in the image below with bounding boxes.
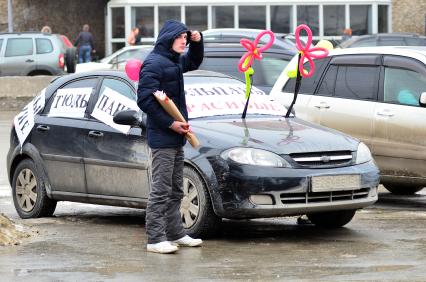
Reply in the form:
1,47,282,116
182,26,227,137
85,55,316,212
181,166,221,238
65,47,77,73
384,184,424,195
11,159,57,219
307,209,356,228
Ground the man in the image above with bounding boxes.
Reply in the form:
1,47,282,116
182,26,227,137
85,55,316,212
137,20,204,254
74,24,95,63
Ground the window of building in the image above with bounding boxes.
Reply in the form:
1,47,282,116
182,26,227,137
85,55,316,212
297,5,319,36
131,7,154,37
159,6,181,29
212,6,234,28
36,38,53,54
112,42,125,53
350,5,372,35
378,5,388,33
185,6,208,31
5,38,33,57
239,6,266,29
270,6,292,34
334,66,379,100
111,7,125,38
384,67,425,106
323,5,345,36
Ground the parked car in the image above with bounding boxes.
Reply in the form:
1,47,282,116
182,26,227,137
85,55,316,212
339,33,426,48
270,46,426,195
200,42,295,93
202,28,298,52
8,70,379,237
0,32,77,76
76,45,153,73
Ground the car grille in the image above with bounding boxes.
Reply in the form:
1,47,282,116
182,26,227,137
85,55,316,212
280,188,370,205
289,151,353,168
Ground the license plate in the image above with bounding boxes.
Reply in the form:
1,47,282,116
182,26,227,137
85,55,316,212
311,175,361,192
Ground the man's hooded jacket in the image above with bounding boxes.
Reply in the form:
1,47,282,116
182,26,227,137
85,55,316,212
137,20,204,148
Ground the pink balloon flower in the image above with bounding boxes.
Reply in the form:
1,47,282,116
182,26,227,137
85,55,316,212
238,30,275,73
294,24,329,78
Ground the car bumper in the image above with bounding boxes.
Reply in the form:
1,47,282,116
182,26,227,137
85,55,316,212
210,160,380,218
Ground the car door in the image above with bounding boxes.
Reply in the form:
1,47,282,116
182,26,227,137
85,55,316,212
84,77,150,199
372,55,426,178
270,57,330,123
306,55,381,147
31,77,99,194
2,37,36,75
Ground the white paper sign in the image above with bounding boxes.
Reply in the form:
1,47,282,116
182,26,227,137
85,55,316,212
48,87,92,118
184,84,286,118
14,89,46,147
91,87,139,134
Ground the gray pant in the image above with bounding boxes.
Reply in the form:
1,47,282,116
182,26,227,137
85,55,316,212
146,147,187,244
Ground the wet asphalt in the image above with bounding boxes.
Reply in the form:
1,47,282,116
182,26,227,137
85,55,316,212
1,111,426,281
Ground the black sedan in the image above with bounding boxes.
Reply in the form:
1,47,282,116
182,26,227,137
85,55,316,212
7,70,380,238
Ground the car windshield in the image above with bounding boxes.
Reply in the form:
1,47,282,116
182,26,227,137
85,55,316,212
184,75,287,119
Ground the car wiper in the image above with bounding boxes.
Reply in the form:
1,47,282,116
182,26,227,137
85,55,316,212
285,53,302,118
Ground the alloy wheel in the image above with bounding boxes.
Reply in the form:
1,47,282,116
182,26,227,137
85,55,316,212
15,168,38,212
180,177,200,228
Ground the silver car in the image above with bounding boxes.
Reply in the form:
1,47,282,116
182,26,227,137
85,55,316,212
0,32,75,76
271,47,426,195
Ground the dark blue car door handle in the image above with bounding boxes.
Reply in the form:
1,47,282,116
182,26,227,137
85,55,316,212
88,131,103,138
36,125,50,132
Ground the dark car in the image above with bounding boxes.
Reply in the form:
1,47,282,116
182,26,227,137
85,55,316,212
339,33,426,48
7,70,380,238
202,28,298,52
200,42,295,93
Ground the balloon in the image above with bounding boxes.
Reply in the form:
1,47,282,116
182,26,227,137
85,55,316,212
294,24,329,78
315,39,334,51
244,67,254,99
125,59,143,81
238,30,275,73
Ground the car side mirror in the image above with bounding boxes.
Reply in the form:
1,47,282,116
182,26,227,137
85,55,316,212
420,92,426,107
113,110,144,127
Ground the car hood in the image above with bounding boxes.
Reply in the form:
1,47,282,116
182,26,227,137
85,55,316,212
191,117,359,154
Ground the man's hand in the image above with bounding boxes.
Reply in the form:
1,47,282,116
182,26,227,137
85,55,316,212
170,121,190,135
190,31,201,42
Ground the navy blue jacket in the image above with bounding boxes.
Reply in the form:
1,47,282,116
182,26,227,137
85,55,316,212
137,20,204,148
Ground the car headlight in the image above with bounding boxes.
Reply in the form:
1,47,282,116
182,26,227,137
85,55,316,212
356,142,372,164
221,148,290,167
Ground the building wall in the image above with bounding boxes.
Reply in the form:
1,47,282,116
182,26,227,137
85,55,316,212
0,0,109,57
393,0,426,35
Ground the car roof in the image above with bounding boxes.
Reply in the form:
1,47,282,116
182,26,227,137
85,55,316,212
328,46,426,64
203,42,296,55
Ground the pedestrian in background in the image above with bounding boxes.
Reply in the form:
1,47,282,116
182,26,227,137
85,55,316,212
342,28,352,41
41,26,52,33
137,20,204,254
127,27,140,46
74,24,96,63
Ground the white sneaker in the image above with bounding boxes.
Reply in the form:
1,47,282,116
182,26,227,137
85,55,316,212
147,241,179,254
172,235,203,247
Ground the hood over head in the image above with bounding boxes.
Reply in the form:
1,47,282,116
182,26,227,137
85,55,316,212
154,20,191,60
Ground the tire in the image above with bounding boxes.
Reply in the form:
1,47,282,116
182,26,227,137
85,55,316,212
65,47,77,73
181,166,221,238
11,159,57,219
384,184,424,195
307,209,356,228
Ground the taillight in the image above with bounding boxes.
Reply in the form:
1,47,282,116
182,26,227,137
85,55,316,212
59,53,65,69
